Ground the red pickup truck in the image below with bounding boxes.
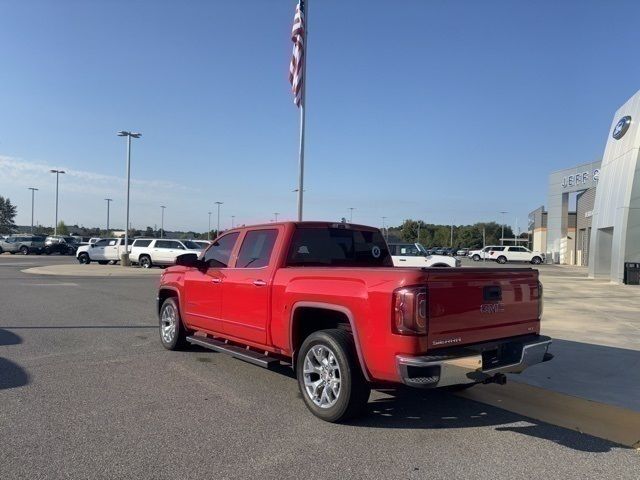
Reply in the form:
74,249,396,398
157,221,552,422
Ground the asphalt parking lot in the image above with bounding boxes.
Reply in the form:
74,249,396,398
1,255,638,479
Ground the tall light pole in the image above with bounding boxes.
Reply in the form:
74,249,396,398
208,211,212,240
500,211,508,246
274,212,279,222
160,206,166,238
117,131,141,266
50,170,65,235
214,201,223,236
105,198,113,233
382,216,387,241
28,187,38,234
349,207,354,223
450,222,454,247
231,215,235,229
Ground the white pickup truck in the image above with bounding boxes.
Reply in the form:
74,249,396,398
129,238,201,268
76,238,128,264
388,242,460,268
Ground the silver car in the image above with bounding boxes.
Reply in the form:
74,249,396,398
0,235,46,255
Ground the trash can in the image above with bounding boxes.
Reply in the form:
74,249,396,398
624,262,640,285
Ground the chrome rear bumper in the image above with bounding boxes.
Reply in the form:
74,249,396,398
396,335,552,388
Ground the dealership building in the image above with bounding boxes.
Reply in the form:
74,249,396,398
529,90,640,283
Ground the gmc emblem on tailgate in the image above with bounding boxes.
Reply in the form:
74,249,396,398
480,303,505,314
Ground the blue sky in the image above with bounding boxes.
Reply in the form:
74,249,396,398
1,0,640,233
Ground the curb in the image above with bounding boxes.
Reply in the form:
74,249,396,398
21,265,161,277
458,380,640,448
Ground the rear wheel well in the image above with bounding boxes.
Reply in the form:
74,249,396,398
291,307,352,366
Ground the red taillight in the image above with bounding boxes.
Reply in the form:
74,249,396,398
392,286,428,335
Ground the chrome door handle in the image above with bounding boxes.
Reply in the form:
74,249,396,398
211,278,222,284
398,258,406,261
253,280,266,287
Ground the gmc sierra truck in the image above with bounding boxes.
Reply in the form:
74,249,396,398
157,221,552,422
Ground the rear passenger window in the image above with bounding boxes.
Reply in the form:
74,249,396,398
133,239,152,248
95,239,110,247
204,233,239,268
236,230,278,268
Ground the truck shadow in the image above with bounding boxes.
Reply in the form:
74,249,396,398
347,387,620,453
0,329,29,390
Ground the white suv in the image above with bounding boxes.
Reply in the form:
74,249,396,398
487,246,545,264
129,238,201,268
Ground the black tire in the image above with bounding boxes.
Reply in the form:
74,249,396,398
472,254,480,261
159,297,189,350
496,256,507,264
77,252,91,264
296,329,371,423
431,263,451,268
98,260,109,265
139,255,152,269
0,247,3,254
20,246,29,255
531,256,542,265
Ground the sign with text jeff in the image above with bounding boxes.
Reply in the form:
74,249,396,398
562,169,599,189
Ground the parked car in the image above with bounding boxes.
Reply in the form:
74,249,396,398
157,221,551,423
0,235,46,255
130,238,201,268
468,246,501,261
76,237,128,264
388,242,459,267
487,246,545,264
456,248,469,256
433,247,448,255
192,240,212,249
44,236,80,255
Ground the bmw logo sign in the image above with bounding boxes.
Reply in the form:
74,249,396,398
612,115,631,140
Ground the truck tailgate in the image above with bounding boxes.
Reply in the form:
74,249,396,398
425,268,541,349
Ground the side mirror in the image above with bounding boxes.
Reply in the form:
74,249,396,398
175,253,205,269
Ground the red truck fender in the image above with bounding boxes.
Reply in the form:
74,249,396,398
289,301,371,381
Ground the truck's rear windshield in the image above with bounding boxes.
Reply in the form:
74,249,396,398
286,226,393,267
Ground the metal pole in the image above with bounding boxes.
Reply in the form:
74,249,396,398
417,223,420,243
208,212,212,240
450,222,453,247
349,208,354,223
382,216,387,241
231,215,235,229
160,206,166,238
296,0,309,221
28,187,38,234
125,135,131,261
215,202,223,235
105,198,112,232
500,211,507,246
274,212,279,222
54,172,59,235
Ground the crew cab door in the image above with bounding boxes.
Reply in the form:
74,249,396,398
182,232,239,333
220,228,280,345
91,238,111,260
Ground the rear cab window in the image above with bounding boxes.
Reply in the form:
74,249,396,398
286,225,392,267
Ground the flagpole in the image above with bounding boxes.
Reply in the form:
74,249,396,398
296,0,308,221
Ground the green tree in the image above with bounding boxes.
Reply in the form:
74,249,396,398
0,196,17,234
57,221,69,235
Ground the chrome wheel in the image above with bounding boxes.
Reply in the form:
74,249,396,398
161,303,177,344
303,345,341,409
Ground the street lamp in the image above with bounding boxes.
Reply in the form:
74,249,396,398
208,211,212,240
349,207,354,223
500,211,508,246
50,170,65,235
160,206,166,238
382,216,387,241
28,187,39,234
274,212,279,222
117,131,142,266
105,198,113,233
214,201,223,236
231,215,235,229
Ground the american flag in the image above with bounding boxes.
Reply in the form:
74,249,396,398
289,0,305,107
